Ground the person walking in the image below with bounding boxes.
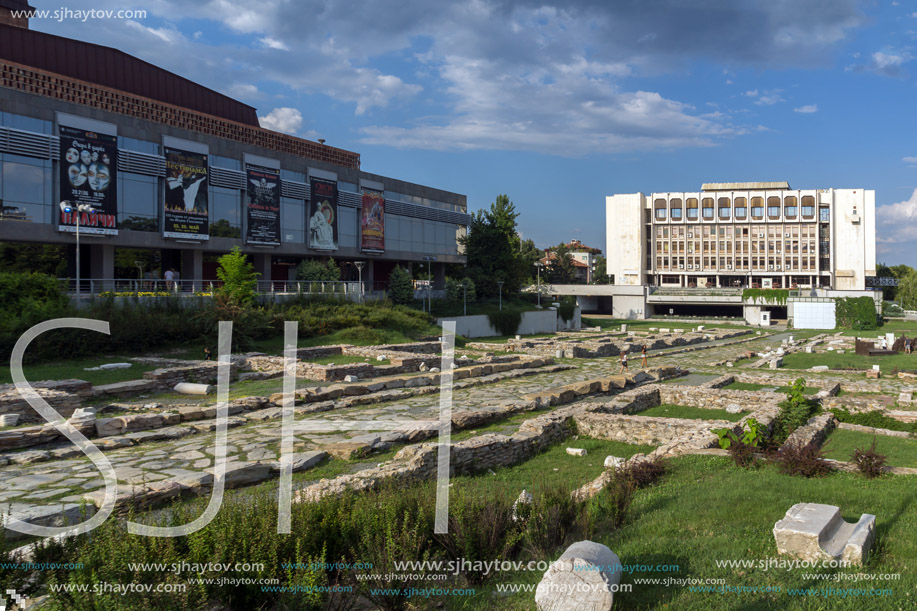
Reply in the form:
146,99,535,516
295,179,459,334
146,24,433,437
641,344,648,368
164,268,174,291
620,350,628,373
906,336,911,355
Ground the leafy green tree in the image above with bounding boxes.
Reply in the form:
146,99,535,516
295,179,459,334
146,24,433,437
592,255,610,284
211,219,242,238
0,243,67,277
296,258,340,282
548,242,577,284
445,277,476,304
460,195,531,298
896,271,917,311
388,266,414,305
518,238,543,284
216,247,260,305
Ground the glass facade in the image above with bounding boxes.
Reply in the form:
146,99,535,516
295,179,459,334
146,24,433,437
211,186,242,238
119,172,159,231
0,153,52,224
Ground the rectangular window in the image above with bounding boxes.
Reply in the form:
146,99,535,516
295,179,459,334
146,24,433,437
767,196,780,218
686,198,698,220
751,196,764,219
784,196,797,218
119,172,158,231
702,198,714,219
735,197,747,219
118,136,159,155
719,207,730,219
671,207,682,219
801,195,815,217
655,208,667,220
819,207,830,222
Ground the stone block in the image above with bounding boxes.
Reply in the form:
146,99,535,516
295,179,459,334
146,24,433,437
604,456,624,469
773,503,875,566
566,448,587,456
174,382,212,395
93,379,158,395
326,441,372,460
866,369,880,379
535,541,621,610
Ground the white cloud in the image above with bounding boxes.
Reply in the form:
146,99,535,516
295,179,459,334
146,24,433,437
259,37,290,51
755,90,785,105
879,190,917,222
877,189,917,257
258,107,303,134
794,104,818,113
903,156,917,165
848,49,912,76
743,89,759,97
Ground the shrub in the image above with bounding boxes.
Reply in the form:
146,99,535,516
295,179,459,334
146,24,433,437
523,484,582,557
388,266,414,305
772,378,819,444
296,258,340,282
434,487,523,584
487,308,523,336
216,246,259,306
772,441,834,477
557,295,577,322
852,439,887,478
883,301,905,318
835,296,878,330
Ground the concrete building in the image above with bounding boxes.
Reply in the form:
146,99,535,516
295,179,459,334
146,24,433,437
0,18,467,292
604,182,878,323
540,239,602,283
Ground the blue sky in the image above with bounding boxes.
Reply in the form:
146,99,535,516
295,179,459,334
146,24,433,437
30,0,917,266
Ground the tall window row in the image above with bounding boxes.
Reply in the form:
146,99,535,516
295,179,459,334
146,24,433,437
653,195,819,222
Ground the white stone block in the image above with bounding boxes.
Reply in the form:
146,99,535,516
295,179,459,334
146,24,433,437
773,503,875,566
535,541,621,610
512,489,533,522
566,448,587,456
343,375,359,383
810,365,829,372
604,456,624,469
174,382,212,395
0,414,20,427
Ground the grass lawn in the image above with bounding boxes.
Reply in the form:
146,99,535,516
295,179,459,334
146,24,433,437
464,456,917,610
781,350,917,375
837,319,917,336
823,428,917,468
637,403,746,422
0,357,159,386
725,381,819,395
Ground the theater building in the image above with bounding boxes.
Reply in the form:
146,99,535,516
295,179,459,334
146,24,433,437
0,12,468,292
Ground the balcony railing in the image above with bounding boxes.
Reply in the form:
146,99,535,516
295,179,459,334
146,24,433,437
58,278,364,297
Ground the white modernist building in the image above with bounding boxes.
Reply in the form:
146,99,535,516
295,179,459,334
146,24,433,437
606,182,876,290
604,182,878,324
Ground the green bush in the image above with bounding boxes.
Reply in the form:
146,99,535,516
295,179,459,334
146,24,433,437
216,246,259,306
295,258,340,282
883,301,905,318
0,271,69,334
772,378,819,444
388,266,414,305
835,296,878,330
487,308,523,336
557,296,577,322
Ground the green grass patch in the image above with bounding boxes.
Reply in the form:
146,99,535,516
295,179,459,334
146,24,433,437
637,403,746,422
823,428,917,468
781,350,917,374
725,381,819,395
838,318,917,336
465,456,917,610
0,357,158,386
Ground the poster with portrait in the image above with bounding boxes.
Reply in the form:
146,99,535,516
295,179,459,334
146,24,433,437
308,177,338,251
58,125,118,235
245,165,281,246
360,189,385,253
164,147,209,240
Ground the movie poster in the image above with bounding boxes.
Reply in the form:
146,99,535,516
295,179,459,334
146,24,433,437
58,125,118,235
164,148,209,240
308,177,338,251
245,165,281,246
360,189,385,253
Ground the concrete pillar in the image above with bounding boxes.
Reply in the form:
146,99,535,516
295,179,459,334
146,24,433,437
89,243,114,291
181,249,203,292
434,262,446,289
252,253,272,291
367,259,375,293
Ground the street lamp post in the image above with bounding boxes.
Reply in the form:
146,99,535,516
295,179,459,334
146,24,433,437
60,201,95,308
463,279,467,316
534,261,544,307
354,261,365,302
422,256,436,313
497,280,505,311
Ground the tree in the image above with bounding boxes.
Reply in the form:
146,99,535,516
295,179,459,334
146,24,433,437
445,276,476,305
517,238,543,284
388,266,414,305
592,255,610,284
896,270,917,311
0,243,67,277
460,194,531,298
216,247,259,305
548,242,577,284
296,258,340,282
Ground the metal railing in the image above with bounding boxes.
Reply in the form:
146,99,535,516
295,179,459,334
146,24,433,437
58,278,364,297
